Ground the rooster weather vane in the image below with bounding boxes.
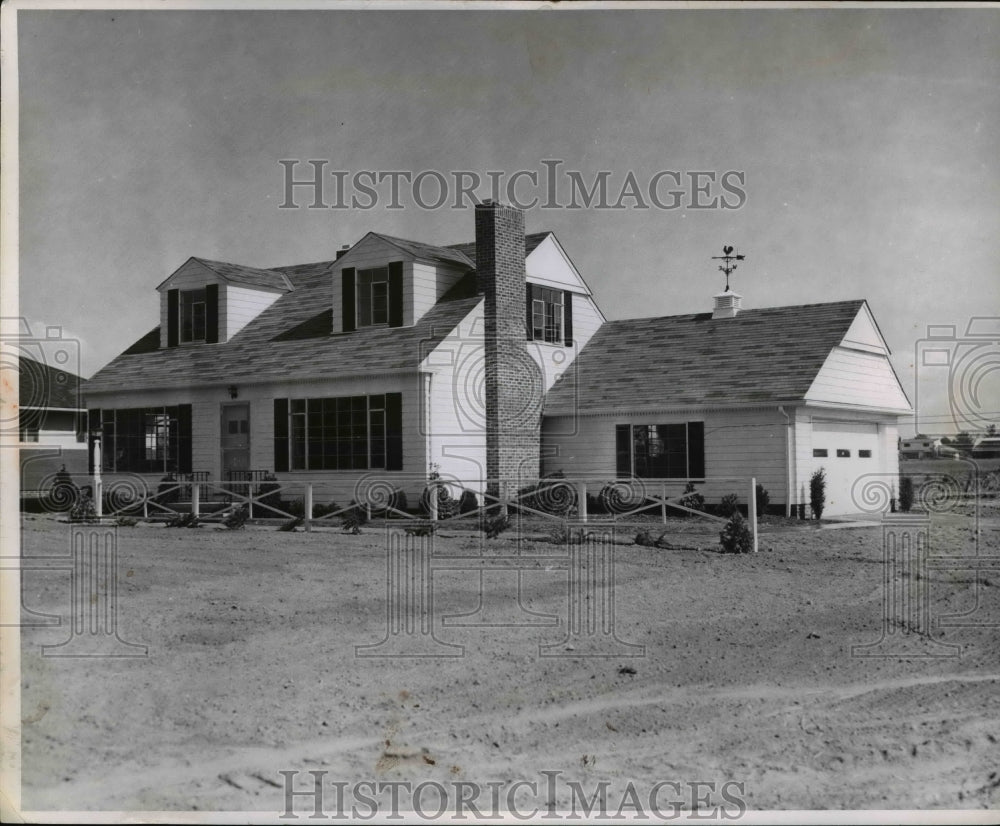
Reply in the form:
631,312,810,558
711,245,745,292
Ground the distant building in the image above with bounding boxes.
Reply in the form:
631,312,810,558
972,436,1000,459
18,354,88,497
899,438,961,459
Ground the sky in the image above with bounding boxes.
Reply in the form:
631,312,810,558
14,4,1000,436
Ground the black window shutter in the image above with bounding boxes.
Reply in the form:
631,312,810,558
167,289,179,347
342,268,356,333
615,424,632,477
385,392,403,471
687,421,705,480
273,399,289,473
563,290,574,347
387,261,404,328
88,408,101,471
525,283,534,339
177,404,193,473
205,284,219,344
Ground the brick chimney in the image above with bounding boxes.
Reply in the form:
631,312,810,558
475,201,542,497
712,289,743,319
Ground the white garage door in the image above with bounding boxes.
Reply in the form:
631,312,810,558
811,421,880,515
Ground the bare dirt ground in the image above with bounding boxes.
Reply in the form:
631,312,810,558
15,503,1000,816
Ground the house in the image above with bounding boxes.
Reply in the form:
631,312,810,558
83,202,912,516
16,351,88,497
972,436,1000,459
899,437,959,459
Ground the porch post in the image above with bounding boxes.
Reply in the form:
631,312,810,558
192,481,200,518
750,476,758,553
576,480,588,523
304,483,313,532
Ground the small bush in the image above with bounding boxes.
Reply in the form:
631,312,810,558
678,482,705,515
518,471,577,517
420,483,460,519
156,474,179,504
755,483,770,517
899,476,914,513
69,493,97,523
258,473,282,511
341,500,369,534
718,493,740,519
114,515,138,528
223,504,249,530
459,489,479,515
719,512,753,554
48,465,79,512
483,513,510,539
278,516,304,532
810,468,826,520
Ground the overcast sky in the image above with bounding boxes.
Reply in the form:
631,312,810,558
15,5,1000,435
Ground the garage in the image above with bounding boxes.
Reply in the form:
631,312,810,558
810,420,880,515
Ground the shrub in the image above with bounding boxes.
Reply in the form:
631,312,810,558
69,492,97,523
678,482,705,515
313,501,340,519
483,513,510,539
518,471,577,517
810,468,826,520
258,473,282,511
47,465,79,512
341,500,369,534
459,489,479,515
420,482,460,519
156,474,179,504
718,493,740,519
899,476,914,513
223,503,249,530
755,483,770,517
719,512,753,554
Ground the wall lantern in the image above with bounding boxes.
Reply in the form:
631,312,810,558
228,385,239,399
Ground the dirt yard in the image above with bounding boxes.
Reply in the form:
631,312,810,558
15,504,1000,816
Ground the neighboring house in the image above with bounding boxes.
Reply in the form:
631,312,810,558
899,438,961,459
972,436,1000,459
18,354,88,496
84,202,912,516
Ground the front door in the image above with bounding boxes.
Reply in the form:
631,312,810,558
221,404,251,476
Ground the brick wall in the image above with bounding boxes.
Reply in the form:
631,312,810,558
475,202,543,496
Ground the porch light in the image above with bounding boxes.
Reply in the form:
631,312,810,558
228,385,239,399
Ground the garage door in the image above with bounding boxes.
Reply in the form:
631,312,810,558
811,421,880,515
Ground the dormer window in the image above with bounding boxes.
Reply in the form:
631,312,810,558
181,289,207,343
358,267,389,327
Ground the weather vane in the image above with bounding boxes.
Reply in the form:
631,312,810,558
711,245,745,292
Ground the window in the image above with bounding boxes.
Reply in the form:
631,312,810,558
358,267,389,327
617,422,705,479
529,286,564,344
858,449,872,458
180,289,207,342
279,394,398,471
91,405,192,473
837,449,851,458
813,449,828,457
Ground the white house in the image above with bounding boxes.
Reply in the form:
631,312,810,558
83,202,912,516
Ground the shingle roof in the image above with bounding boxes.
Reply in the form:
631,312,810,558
84,264,481,392
193,257,294,292
371,234,474,269
446,231,550,262
19,355,82,410
544,300,866,413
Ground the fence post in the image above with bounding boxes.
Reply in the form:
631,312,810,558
248,482,253,519
749,476,758,553
661,481,667,524
429,483,438,522
576,480,588,523
304,483,313,532
192,481,200,519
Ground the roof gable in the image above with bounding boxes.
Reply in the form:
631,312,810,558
156,256,293,293
840,301,889,354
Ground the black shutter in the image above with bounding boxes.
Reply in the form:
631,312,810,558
525,283,534,340
342,268,356,333
687,421,705,480
177,404,193,473
167,289,179,347
563,290,574,347
88,408,101,471
205,283,219,344
385,392,403,471
615,424,632,477
388,261,404,328
273,399,289,473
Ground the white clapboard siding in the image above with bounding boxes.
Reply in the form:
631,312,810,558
421,301,488,491
526,292,605,393
224,285,282,340
412,261,468,326
805,347,911,410
330,235,412,334
542,408,788,506
157,259,221,348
